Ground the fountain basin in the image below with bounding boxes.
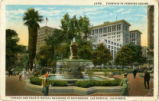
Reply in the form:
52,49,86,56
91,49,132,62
48,75,105,81
48,74,112,86
56,59,93,79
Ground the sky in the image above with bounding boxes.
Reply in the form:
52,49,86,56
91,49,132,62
6,5,147,46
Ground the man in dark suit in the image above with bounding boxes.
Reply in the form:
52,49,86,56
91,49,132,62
144,69,150,89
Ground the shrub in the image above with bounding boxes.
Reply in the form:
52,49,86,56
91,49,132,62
75,79,121,88
30,77,42,85
75,80,94,88
50,80,68,86
30,77,68,86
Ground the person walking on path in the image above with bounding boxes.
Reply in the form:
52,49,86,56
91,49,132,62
19,72,22,80
144,69,150,89
120,73,129,96
42,72,50,96
133,69,137,78
22,69,26,80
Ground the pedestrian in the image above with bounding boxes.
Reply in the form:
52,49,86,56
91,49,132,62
144,69,150,89
22,69,26,80
42,72,50,96
19,72,22,80
120,73,129,96
133,69,137,78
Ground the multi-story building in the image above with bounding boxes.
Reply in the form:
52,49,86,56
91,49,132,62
147,5,154,69
36,26,55,53
129,30,141,45
90,19,131,59
147,5,154,50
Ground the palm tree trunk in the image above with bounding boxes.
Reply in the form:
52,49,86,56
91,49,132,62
28,26,38,71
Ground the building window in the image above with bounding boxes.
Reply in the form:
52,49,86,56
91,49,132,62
117,39,120,41
112,25,116,31
105,40,107,43
108,41,110,44
125,26,128,30
108,45,110,48
108,26,111,32
117,24,121,31
95,29,98,33
111,50,113,53
99,28,102,33
104,27,107,33
114,47,116,50
91,30,94,35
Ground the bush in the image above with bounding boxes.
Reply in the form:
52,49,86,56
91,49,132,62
89,69,123,73
30,77,68,86
30,77,42,85
50,80,68,86
75,78,121,88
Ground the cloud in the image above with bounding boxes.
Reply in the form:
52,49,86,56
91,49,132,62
7,9,25,16
116,8,124,13
135,14,146,17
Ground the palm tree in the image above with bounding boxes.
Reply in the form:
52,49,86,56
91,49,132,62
23,8,43,71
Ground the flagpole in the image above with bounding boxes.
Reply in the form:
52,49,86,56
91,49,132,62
46,17,48,26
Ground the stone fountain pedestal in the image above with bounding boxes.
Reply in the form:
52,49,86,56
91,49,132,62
57,59,93,79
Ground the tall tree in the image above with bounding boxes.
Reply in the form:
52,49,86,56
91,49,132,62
115,44,146,68
78,16,90,39
77,39,93,60
61,13,90,43
6,29,20,71
36,45,53,67
23,8,43,71
115,45,133,68
92,43,112,67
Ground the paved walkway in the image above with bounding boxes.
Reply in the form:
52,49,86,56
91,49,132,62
6,73,153,96
114,73,153,96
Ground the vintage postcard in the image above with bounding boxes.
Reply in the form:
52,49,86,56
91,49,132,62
0,0,158,101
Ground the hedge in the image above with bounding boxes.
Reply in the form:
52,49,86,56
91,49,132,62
75,78,121,88
30,77,68,86
50,80,68,86
30,77,42,85
30,77,121,88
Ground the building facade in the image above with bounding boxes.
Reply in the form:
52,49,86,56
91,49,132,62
129,30,141,45
36,26,55,53
90,20,131,59
147,5,154,50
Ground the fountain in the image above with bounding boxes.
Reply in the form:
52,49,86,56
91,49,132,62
49,38,108,82
55,38,93,79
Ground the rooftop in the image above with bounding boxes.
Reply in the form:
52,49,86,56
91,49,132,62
130,30,142,34
39,26,55,30
91,19,131,29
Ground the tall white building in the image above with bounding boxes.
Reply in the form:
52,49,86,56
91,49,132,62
90,20,131,59
129,30,141,45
